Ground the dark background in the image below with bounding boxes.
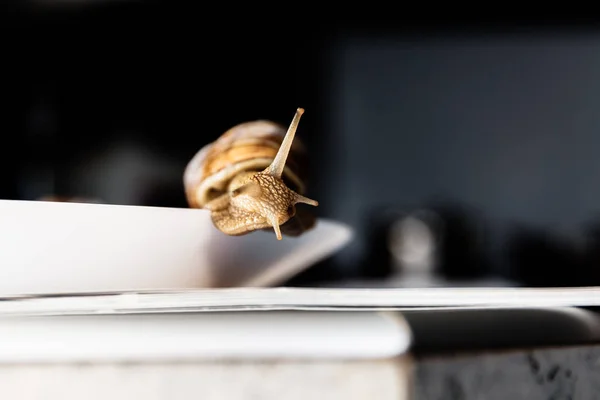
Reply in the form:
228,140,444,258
3,3,600,287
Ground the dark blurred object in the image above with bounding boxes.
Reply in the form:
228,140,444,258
505,226,586,287
26,0,132,5
360,201,490,281
578,220,600,286
138,178,189,208
429,202,490,280
387,208,441,279
37,195,104,203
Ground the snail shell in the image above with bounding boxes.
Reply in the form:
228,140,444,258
184,108,319,240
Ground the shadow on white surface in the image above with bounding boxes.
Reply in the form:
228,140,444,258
0,200,353,295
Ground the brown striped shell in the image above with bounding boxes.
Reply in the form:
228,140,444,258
184,120,309,209
183,108,319,240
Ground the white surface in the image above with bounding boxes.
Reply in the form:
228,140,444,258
4,287,600,316
0,311,410,363
0,200,353,294
0,360,411,400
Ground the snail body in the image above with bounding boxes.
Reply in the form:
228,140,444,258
184,108,319,240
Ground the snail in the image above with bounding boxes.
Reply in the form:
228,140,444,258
184,107,319,240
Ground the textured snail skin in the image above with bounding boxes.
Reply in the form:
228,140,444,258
210,173,300,236
184,108,318,240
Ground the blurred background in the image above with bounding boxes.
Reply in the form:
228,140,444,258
3,2,600,288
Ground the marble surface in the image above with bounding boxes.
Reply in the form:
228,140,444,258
414,344,600,399
0,359,411,400
2,344,600,399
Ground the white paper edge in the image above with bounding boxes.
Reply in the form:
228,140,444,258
2,286,600,316
0,311,412,363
